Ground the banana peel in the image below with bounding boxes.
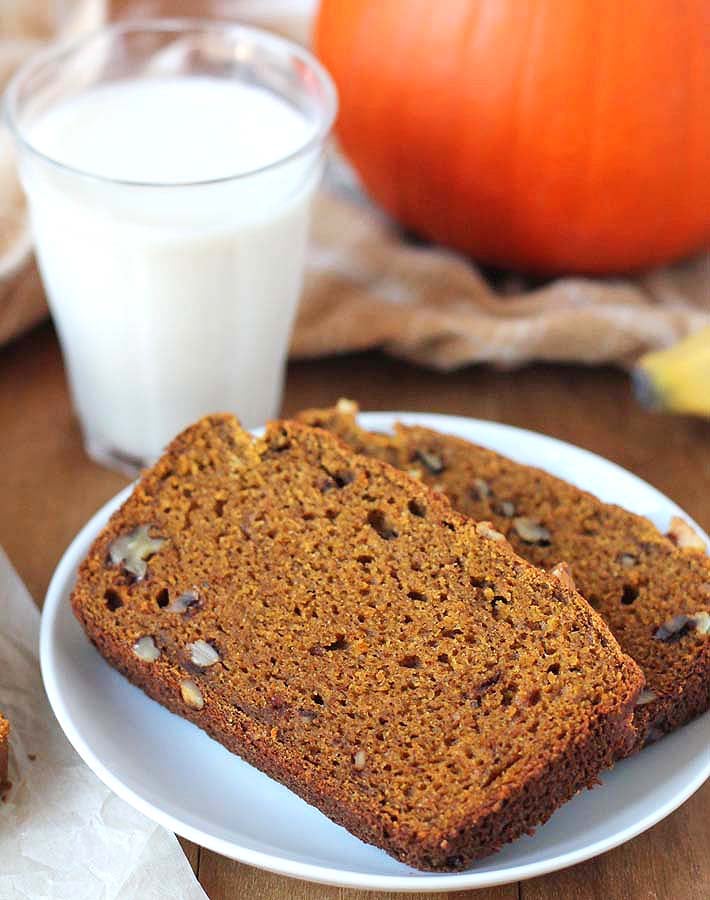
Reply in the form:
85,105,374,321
634,326,710,417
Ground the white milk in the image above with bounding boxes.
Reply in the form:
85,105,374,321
20,76,321,467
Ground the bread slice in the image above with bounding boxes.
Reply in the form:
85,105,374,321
0,713,9,788
71,414,643,871
297,400,710,752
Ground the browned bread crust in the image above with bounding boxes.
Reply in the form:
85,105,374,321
297,402,710,752
71,415,643,871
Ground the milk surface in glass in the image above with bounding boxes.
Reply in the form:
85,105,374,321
19,75,322,468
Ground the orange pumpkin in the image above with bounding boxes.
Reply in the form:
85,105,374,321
315,0,710,275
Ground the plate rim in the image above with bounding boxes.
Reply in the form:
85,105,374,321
40,411,710,892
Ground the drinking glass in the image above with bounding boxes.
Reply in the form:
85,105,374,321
5,19,336,473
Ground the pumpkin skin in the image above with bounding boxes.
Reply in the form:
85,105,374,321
315,0,710,275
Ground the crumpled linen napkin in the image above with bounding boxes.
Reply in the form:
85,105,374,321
1,0,708,368
297,182,710,370
0,547,208,900
0,1,105,346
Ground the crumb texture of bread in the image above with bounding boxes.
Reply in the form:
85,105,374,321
297,402,710,751
0,713,9,787
72,414,643,871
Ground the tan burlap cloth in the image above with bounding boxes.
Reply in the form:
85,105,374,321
2,1,708,367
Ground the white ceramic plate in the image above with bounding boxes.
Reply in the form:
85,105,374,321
40,412,710,892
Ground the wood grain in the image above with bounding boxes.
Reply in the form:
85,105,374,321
197,854,517,900
1,322,707,899
177,836,200,877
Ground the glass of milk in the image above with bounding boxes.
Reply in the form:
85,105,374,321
5,20,336,473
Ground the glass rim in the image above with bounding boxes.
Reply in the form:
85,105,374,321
4,17,338,189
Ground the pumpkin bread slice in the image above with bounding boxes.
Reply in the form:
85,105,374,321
0,713,9,789
71,414,643,871
297,400,710,752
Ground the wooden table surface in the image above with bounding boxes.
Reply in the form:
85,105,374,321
1,322,708,900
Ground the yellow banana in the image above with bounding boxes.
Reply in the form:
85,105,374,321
634,326,710,417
